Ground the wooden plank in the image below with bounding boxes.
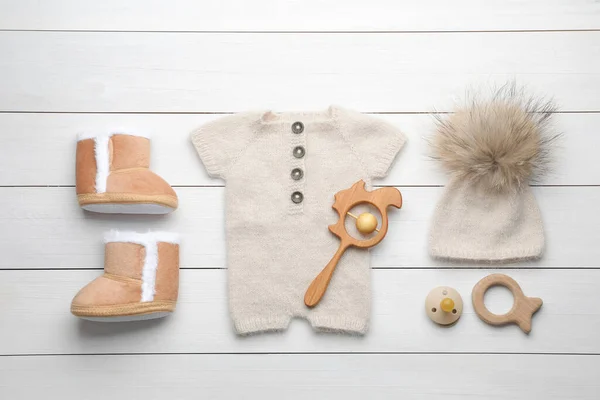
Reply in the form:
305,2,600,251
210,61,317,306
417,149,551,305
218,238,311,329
1,269,599,355
1,31,599,113
0,112,596,187
0,354,598,400
0,186,598,269
0,0,598,32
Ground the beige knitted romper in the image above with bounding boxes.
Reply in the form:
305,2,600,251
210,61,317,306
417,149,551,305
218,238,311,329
191,106,405,335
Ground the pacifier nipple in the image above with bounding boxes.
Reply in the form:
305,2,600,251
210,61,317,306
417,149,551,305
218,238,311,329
440,298,455,313
425,286,463,326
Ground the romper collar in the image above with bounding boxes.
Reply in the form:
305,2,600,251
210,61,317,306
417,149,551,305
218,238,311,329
260,105,339,125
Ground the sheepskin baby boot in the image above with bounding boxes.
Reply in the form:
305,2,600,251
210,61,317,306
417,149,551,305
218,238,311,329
71,231,180,321
76,132,178,214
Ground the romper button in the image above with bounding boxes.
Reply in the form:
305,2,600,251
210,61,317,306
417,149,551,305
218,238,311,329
291,191,304,204
293,146,305,158
291,168,304,180
292,121,304,134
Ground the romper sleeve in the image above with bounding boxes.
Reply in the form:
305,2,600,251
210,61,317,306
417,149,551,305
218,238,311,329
338,109,407,179
190,112,258,180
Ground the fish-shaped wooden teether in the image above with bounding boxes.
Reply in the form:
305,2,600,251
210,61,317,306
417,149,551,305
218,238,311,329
304,180,402,307
472,274,543,334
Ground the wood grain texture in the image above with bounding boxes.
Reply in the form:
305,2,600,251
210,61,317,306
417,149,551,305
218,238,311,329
472,274,543,334
1,32,599,112
0,186,597,269
1,113,598,187
1,354,598,400
305,181,402,306
1,0,598,32
1,269,599,355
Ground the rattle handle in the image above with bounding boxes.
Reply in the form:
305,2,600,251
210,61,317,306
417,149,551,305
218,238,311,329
304,243,348,307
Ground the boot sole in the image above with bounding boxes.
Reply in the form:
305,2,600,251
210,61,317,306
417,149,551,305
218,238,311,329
78,193,178,214
71,300,176,322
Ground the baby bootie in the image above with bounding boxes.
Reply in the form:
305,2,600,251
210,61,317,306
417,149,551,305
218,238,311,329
76,132,178,214
71,231,180,321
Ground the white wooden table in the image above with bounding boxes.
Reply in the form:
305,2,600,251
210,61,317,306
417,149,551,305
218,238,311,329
1,1,599,399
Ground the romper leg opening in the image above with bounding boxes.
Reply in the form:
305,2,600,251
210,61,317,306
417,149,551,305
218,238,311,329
233,316,291,335
308,316,369,335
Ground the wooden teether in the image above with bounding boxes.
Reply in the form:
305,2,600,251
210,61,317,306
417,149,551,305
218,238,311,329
472,274,543,334
304,180,402,307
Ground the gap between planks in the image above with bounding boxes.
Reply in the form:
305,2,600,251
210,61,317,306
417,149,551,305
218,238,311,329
3,266,600,271
1,352,599,357
1,184,598,188
1,111,600,115
2,29,600,34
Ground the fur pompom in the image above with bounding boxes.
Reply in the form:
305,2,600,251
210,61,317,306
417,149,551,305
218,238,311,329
431,85,560,192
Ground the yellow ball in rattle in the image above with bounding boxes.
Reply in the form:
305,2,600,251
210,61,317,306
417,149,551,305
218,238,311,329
356,212,378,234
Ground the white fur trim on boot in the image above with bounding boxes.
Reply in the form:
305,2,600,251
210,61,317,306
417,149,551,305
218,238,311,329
77,132,151,195
105,231,180,302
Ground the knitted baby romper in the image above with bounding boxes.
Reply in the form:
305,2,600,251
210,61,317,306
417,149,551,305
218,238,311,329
191,106,406,335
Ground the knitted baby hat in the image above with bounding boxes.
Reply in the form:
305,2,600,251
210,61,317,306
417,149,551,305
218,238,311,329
428,86,559,262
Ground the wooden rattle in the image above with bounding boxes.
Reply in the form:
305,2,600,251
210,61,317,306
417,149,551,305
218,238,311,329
304,180,402,307
472,274,543,334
